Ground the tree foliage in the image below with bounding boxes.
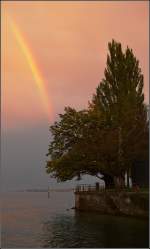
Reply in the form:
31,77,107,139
46,40,148,187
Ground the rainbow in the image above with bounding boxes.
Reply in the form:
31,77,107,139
8,16,52,120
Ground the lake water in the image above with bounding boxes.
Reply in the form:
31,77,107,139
1,192,149,248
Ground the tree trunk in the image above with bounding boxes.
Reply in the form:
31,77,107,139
118,126,123,168
127,169,130,188
117,126,125,188
101,173,115,189
114,175,125,189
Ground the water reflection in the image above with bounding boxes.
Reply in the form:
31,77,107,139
40,212,149,248
2,192,149,248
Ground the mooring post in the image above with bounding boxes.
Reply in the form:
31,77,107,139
48,187,50,198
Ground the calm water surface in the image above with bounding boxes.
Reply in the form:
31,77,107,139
1,192,149,248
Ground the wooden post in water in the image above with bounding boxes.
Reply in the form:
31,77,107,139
48,187,50,198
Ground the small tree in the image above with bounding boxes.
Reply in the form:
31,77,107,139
46,107,118,186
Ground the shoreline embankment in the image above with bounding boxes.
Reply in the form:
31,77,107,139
75,190,149,218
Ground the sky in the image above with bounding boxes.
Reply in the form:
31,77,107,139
1,1,149,191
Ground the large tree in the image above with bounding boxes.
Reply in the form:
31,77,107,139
46,40,148,188
91,40,148,186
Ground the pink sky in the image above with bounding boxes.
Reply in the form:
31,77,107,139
2,1,149,131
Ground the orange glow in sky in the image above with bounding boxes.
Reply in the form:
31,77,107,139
1,1,149,131
8,15,52,121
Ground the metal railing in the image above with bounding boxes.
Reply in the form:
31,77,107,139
75,184,105,193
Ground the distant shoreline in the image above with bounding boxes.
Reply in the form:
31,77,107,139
7,188,75,193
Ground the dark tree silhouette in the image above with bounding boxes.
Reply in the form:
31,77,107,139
46,40,148,189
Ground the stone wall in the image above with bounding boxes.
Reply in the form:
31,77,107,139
75,191,149,218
